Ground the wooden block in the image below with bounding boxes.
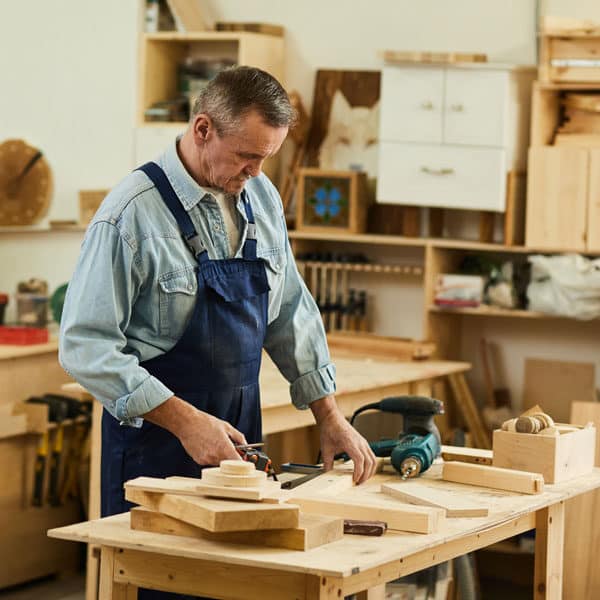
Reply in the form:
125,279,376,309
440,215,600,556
493,425,596,484
442,461,544,494
201,467,267,488
125,488,299,533
215,22,284,37
219,460,255,476
441,445,493,466
381,50,487,64
523,359,595,423
287,494,444,534
0,414,27,439
380,482,489,518
130,507,342,551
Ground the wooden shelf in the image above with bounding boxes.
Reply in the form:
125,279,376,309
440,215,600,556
429,305,578,319
0,225,86,234
0,340,59,360
144,31,279,42
288,230,600,256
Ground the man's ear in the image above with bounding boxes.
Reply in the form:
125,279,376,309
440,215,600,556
192,113,212,144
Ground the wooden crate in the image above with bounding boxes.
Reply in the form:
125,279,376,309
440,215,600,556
492,425,596,484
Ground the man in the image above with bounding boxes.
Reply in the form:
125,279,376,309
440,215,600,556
60,67,376,589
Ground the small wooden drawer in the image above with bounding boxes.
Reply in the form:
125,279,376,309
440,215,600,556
376,142,506,211
492,425,596,484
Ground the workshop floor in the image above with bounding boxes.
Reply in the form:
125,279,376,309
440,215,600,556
0,574,85,600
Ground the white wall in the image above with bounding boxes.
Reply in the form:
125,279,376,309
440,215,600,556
1,0,598,405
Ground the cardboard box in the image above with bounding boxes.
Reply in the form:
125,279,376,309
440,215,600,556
492,425,596,484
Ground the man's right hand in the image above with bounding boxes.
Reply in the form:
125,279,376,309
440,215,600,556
144,395,247,466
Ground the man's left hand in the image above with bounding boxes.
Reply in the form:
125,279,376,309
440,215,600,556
311,395,377,484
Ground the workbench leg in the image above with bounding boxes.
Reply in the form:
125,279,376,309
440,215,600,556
305,574,344,599
356,584,386,599
98,546,137,599
534,502,565,600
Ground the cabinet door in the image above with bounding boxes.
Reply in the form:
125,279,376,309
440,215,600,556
588,149,600,251
377,142,506,211
526,147,588,250
443,69,509,147
380,66,444,144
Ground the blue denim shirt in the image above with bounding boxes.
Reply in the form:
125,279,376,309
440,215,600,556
59,138,335,426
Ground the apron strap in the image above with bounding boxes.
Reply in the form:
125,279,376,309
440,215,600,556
136,162,209,263
241,190,258,260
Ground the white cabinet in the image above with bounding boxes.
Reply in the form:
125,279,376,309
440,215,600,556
377,63,534,212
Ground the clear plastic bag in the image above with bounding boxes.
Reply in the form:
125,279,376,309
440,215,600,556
527,254,600,320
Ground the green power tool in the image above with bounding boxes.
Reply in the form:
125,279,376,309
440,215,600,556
350,396,444,479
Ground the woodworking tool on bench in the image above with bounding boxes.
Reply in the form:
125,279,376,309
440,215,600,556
235,443,278,481
349,396,444,479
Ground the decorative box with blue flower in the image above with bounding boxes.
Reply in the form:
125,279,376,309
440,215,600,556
295,168,369,234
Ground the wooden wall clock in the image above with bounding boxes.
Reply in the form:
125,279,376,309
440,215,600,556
0,139,52,226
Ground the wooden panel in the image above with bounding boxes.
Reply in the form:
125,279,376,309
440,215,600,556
530,84,559,146
238,34,285,85
525,146,589,250
564,402,600,600
125,487,299,532
287,495,445,534
534,502,565,600
587,148,600,251
130,507,344,551
442,461,544,494
523,358,595,423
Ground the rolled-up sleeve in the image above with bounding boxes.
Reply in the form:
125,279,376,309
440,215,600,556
263,224,336,409
59,221,173,426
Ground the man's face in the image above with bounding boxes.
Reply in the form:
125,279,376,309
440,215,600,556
198,110,288,195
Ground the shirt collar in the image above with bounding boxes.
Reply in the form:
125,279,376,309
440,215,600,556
160,135,212,211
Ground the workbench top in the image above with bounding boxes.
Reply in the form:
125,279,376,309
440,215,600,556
49,466,600,579
0,339,58,360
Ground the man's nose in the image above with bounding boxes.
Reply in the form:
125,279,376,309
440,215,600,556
245,159,264,178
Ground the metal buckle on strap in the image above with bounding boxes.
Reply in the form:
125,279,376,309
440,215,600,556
186,234,205,256
246,223,257,240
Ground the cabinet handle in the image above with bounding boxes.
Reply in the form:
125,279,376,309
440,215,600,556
449,103,464,112
420,101,434,110
421,166,455,176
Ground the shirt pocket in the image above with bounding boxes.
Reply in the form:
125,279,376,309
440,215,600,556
259,248,287,324
158,267,197,339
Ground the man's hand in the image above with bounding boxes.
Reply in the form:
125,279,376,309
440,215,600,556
144,396,246,466
311,395,377,484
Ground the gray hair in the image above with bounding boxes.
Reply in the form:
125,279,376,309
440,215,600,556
191,66,296,136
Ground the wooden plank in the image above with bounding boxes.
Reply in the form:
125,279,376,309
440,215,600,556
587,148,600,252
441,445,493,465
215,22,284,37
326,332,435,361
165,0,206,31
113,547,310,600
381,50,487,64
534,502,565,600
287,495,444,534
125,476,204,496
380,482,489,518
125,487,299,533
525,147,589,250
442,461,544,494
554,133,600,147
130,507,343,551
523,358,595,422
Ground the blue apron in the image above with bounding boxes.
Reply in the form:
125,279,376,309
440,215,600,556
101,162,269,600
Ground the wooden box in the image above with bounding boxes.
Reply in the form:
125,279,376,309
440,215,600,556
295,168,368,234
492,425,596,484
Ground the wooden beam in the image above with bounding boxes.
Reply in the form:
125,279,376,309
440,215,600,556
380,482,489,517
447,373,491,448
130,507,343,551
287,495,444,534
534,503,565,599
125,488,299,532
442,461,544,494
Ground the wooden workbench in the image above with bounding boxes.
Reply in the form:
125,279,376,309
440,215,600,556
49,465,600,599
